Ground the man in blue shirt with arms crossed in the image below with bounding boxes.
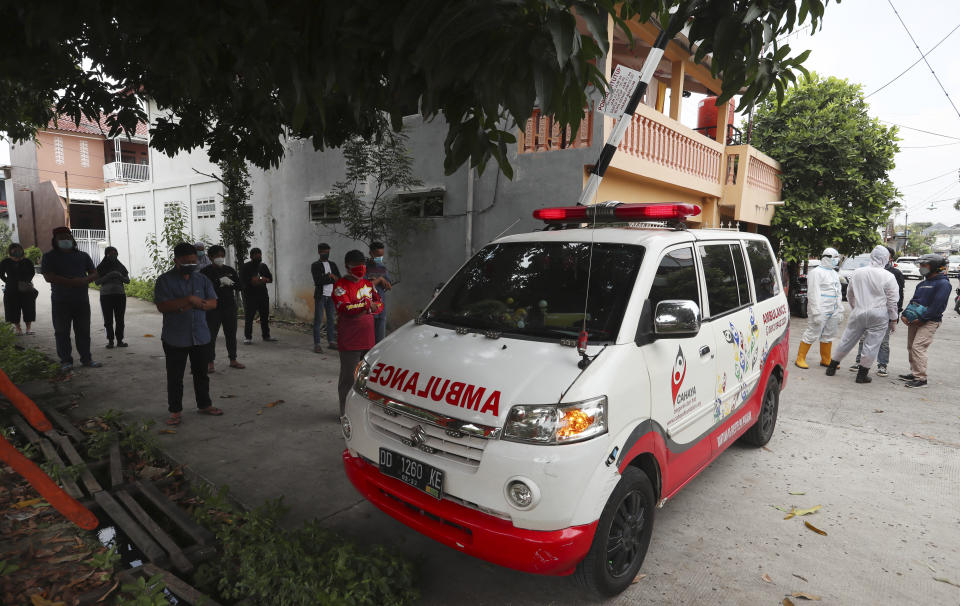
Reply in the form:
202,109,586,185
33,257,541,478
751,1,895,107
154,242,223,425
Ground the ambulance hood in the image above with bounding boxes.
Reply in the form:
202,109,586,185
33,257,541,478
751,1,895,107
362,322,593,425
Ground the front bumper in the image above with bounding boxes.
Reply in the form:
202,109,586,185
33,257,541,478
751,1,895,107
342,451,597,576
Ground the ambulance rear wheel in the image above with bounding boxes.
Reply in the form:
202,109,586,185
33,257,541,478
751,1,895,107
574,466,655,597
740,375,780,447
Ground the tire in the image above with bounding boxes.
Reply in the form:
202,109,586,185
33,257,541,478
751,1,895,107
740,375,780,447
574,467,655,597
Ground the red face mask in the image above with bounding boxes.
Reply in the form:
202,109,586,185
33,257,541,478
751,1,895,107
349,265,366,278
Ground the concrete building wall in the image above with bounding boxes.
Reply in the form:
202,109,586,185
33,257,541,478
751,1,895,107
35,131,108,191
14,181,69,252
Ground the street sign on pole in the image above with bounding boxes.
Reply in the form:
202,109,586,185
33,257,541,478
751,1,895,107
597,65,643,118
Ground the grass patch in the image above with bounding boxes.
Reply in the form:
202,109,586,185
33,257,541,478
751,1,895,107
189,486,419,606
125,277,155,302
0,323,59,382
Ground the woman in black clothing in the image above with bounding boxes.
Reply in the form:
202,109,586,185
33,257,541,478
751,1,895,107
95,246,130,348
0,243,37,335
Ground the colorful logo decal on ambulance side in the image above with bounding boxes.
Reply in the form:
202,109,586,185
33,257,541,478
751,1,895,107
671,347,686,403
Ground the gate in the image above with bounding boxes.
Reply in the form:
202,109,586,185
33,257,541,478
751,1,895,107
71,228,107,265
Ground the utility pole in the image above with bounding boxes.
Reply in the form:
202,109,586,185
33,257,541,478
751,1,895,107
64,170,71,206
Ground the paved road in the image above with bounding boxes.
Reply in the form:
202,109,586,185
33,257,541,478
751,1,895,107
18,279,960,604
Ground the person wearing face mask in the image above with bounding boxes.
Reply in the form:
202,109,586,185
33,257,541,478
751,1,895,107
310,243,340,353
898,253,952,388
239,247,277,344
850,246,904,377
795,247,843,369
154,242,222,426
1,243,38,336
334,249,383,416
365,241,392,343
195,242,212,271
40,227,101,370
825,245,899,384
200,245,244,371
95,246,130,348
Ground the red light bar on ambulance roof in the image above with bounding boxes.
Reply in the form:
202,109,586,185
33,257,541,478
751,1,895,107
533,202,701,223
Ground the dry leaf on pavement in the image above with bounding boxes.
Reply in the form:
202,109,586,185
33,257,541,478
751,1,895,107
792,573,808,582
762,574,773,583
933,577,960,588
266,399,285,408
791,592,821,601
783,598,795,606
788,491,806,495
804,521,827,536
13,498,44,509
158,429,176,435
631,573,647,584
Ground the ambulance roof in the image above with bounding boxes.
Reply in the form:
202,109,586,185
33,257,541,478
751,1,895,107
495,227,771,249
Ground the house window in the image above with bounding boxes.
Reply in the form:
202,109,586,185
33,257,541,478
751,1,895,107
401,191,445,218
197,197,217,219
308,198,340,223
164,201,183,218
109,206,122,224
54,137,64,165
132,205,147,222
80,141,89,168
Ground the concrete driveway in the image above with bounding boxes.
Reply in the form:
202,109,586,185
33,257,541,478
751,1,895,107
17,278,960,604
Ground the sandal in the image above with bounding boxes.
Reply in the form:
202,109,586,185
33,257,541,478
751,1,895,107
229,360,245,369
166,413,182,426
198,406,224,416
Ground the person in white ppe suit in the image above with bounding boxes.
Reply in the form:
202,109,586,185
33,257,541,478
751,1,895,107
825,245,899,383
795,247,843,369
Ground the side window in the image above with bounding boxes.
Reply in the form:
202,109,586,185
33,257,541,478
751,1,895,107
745,240,779,302
730,243,751,304
648,247,699,310
699,244,746,317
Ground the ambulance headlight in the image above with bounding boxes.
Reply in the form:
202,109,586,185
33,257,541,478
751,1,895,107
502,396,607,444
353,359,370,395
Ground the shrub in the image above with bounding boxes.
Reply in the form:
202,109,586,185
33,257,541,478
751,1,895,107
0,323,59,382
192,496,419,606
24,246,42,265
125,277,155,302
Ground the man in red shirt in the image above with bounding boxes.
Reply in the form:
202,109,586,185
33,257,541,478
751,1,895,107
334,249,383,416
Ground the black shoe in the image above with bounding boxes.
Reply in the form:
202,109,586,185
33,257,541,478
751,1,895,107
117,341,128,348
898,374,915,381
825,361,840,376
877,365,888,377
855,366,872,384
106,340,114,349
905,379,928,389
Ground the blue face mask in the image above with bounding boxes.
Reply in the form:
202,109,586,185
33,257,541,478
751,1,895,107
57,239,73,250
373,256,384,264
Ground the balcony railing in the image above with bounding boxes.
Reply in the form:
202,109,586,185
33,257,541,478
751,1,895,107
519,108,593,153
103,161,150,183
721,145,782,224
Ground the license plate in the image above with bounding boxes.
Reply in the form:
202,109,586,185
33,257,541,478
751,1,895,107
379,448,444,499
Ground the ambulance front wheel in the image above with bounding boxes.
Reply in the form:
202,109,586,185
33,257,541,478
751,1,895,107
574,466,655,597
740,375,780,447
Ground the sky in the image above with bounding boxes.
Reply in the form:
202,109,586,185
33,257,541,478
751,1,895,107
774,0,960,225
3,1,959,225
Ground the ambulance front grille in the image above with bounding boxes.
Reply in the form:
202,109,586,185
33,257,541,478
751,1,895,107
367,403,488,469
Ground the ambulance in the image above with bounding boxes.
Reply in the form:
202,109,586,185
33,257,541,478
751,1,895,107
341,202,790,596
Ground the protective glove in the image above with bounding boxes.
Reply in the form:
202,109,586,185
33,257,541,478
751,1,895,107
219,276,235,287
888,320,897,333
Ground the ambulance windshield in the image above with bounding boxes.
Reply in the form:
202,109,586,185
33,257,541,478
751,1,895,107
425,242,645,343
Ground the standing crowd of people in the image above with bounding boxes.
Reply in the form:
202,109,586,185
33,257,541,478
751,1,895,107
2,227,393,426
796,244,953,388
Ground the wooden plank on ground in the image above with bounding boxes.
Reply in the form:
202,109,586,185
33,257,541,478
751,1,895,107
11,415,41,444
115,489,193,574
109,442,123,488
44,408,87,444
52,433,102,494
141,563,223,606
37,436,83,499
93,491,167,564
136,481,214,545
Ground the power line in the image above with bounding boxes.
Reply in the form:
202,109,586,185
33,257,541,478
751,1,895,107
900,168,959,187
900,141,960,149
879,120,960,140
887,0,960,121
865,22,960,99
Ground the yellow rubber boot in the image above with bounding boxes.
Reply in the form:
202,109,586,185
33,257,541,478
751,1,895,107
795,342,811,369
819,342,832,367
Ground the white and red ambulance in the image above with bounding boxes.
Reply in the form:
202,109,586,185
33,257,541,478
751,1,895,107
341,202,790,596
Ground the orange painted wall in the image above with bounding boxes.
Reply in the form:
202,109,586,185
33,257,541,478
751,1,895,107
35,131,108,191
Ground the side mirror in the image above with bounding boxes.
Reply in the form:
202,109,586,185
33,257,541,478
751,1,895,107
654,300,702,338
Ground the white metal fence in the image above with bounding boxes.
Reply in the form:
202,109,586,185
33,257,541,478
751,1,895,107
72,228,107,265
103,161,150,183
